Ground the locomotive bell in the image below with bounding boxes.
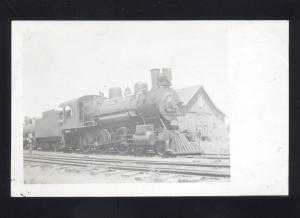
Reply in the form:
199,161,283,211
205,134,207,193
109,87,123,98
124,87,132,97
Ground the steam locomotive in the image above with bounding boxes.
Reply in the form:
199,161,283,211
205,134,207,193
24,68,203,156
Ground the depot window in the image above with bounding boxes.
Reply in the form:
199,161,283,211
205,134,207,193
197,94,203,108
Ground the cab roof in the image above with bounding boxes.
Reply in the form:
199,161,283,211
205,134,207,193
59,95,98,107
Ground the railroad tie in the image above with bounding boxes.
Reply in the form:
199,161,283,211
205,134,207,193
121,171,141,178
178,176,205,183
28,163,42,168
105,170,120,176
65,166,84,173
90,169,109,175
135,173,155,181
153,174,178,182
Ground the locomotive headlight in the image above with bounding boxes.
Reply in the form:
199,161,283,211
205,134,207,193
158,91,179,121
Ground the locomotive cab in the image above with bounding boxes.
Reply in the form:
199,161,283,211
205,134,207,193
58,95,100,150
59,95,99,130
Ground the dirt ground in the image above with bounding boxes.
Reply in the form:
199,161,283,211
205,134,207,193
200,141,230,154
24,163,230,184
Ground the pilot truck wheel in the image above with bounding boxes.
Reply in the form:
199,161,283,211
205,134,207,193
155,141,166,156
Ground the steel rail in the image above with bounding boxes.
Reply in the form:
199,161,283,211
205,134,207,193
25,151,230,160
24,153,230,168
25,147,229,159
24,155,230,172
179,154,230,159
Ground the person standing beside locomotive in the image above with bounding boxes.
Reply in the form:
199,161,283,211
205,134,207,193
27,132,33,154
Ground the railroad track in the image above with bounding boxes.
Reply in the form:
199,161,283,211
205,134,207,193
25,150,229,160
24,152,229,167
24,152,230,179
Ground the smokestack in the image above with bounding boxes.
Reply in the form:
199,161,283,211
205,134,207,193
150,68,160,89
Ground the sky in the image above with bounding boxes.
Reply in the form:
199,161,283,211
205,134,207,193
22,21,228,118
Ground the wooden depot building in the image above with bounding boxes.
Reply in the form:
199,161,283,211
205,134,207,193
175,85,229,149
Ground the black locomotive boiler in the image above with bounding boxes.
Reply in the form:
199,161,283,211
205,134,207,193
24,68,203,156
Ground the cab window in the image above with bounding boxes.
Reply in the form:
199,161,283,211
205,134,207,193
64,105,72,119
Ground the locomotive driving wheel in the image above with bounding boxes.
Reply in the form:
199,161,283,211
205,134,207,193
114,127,130,155
95,129,111,154
80,132,93,153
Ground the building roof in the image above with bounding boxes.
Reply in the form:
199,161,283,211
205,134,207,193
175,85,226,119
176,85,202,106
